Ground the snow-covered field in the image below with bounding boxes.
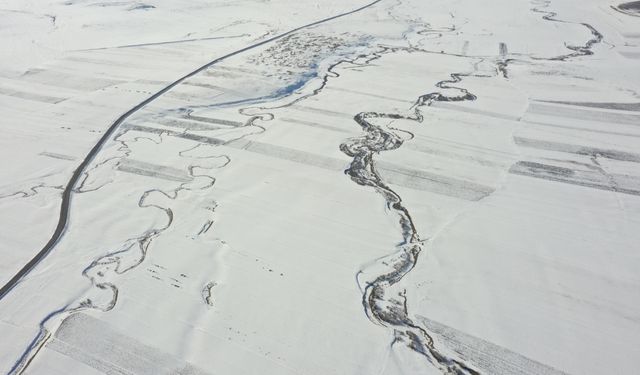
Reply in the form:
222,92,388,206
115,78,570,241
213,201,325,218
1,0,639,374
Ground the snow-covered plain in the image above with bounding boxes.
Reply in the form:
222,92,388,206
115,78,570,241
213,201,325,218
1,0,639,374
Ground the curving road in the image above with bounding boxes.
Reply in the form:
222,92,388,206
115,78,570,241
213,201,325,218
0,0,385,301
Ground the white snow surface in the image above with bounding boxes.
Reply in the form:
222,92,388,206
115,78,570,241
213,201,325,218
0,0,639,374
